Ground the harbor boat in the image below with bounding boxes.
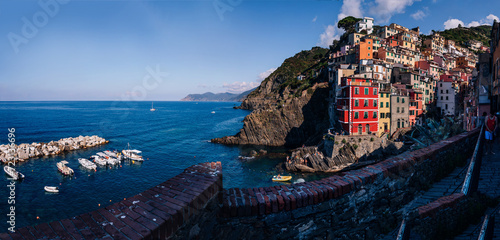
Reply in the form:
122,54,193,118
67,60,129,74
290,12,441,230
44,186,59,193
150,102,156,111
272,175,292,182
211,111,215,114
104,150,123,160
78,158,97,171
122,143,144,161
57,161,74,176
4,166,25,180
90,155,107,166
106,156,120,165
96,152,109,159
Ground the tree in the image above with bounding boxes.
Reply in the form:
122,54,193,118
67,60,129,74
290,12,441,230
337,16,362,32
458,24,462,28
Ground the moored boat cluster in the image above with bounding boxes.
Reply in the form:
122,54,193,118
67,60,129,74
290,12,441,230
0,136,108,164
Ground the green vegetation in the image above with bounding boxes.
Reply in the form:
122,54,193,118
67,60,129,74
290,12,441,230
436,25,492,48
337,16,361,32
353,144,359,150
342,139,347,144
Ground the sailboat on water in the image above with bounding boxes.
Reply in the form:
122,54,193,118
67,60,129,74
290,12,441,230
150,102,156,111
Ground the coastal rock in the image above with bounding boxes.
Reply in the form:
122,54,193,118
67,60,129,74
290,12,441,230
0,135,108,164
286,135,406,173
211,47,330,148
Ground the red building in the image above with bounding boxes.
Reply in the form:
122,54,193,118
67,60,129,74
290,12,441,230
337,77,379,135
408,89,423,125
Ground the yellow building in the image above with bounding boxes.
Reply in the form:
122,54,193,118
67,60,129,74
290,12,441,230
378,88,391,136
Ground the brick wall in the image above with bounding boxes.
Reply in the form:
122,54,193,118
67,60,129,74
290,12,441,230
216,129,479,239
1,162,222,240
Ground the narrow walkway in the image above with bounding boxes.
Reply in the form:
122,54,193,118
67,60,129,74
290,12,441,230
453,141,500,239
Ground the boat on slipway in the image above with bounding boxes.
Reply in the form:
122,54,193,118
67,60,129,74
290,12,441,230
4,166,25,180
78,158,97,171
57,161,74,176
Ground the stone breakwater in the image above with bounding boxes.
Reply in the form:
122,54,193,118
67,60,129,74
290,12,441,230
0,136,108,163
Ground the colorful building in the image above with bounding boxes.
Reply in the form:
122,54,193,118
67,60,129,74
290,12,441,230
378,84,391,136
355,38,374,62
337,78,379,135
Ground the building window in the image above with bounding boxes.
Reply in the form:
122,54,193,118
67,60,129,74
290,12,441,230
445,104,448,109
397,107,400,113
364,112,368,118
354,112,359,119
355,100,359,107
446,89,449,94
355,87,359,94
402,107,405,113
374,100,377,107
397,120,401,128
397,97,400,103
381,112,385,118
441,90,443,93
364,88,369,95
373,112,377,118
386,102,389,108
374,88,378,95
441,96,443,100
364,100,368,106
402,98,405,103
446,96,448,100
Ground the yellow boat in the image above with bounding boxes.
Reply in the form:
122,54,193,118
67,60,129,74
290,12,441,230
272,175,292,182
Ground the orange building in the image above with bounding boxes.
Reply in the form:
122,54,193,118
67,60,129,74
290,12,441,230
356,38,373,62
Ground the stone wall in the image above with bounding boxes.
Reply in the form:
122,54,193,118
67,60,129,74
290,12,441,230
218,129,479,239
0,162,222,240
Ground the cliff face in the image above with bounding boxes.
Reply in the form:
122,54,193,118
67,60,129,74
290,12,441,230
211,47,330,147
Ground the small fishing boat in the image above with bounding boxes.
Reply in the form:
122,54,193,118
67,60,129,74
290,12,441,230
272,175,292,182
44,186,59,193
4,166,25,180
122,143,144,161
106,156,120,165
150,102,156,111
57,161,74,176
211,111,215,114
104,150,123,160
96,152,109,159
90,155,107,166
78,158,97,171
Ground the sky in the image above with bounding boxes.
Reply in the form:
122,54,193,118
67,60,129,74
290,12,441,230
0,0,499,101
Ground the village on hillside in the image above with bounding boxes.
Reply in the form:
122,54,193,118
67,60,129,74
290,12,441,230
323,17,498,138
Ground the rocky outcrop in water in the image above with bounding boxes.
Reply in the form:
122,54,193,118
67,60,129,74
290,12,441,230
0,135,108,163
286,135,405,173
211,47,330,147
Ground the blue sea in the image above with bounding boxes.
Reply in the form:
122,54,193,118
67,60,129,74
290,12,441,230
0,101,328,230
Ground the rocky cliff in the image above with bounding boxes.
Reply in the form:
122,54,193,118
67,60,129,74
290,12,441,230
211,47,330,147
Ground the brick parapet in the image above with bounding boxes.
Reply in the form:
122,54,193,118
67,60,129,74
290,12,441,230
3,162,222,240
222,129,479,218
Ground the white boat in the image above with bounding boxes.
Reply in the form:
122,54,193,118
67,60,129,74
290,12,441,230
4,166,25,180
78,158,97,171
104,150,123,160
90,155,107,166
57,161,74,176
122,143,144,161
106,156,120,165
150,102,156,111
96,152,109,158
211,111,215,114
44,186,59,193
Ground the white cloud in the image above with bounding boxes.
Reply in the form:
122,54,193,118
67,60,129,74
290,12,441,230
443,14,499,30
312,16,317,22
443,18,465,29
222,82,260,93
318,25,343,47
369,0,418,23
257,68,277,81
411,10,426,20
337,0,363,20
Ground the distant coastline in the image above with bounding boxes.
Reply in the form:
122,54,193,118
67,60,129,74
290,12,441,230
180,88,255,102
